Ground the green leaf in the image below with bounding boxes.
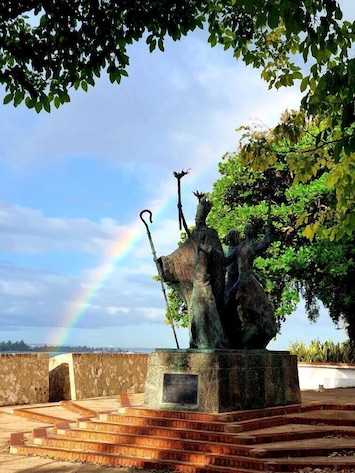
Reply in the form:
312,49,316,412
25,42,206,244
209,34,217,47
158,38,164,52
335,226,345,241
300,76,308,92
268,8,279,29
328,39,338,55
25,97,35,108
43,101,51,113
311,43,318,59
303,224,315,241
149,39,156,52
40,15,47,27
292,71,303,81
86,76,95,86
54,96,61,108
333,141,343,163
335,8,343,20
60,92,70,104
3,93,13,105
14,90,24,106
35,102,43,113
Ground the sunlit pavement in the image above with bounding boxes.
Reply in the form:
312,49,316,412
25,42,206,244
1,389,355,473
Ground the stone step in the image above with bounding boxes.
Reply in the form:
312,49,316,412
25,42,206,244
99,412,228,432
9,399,355,473
234,424,355,444
225,414,291,433
55,425,251,456
10,442,205,472
12,407,70,425
22,435,355,473
11,437,355,473
34,434,246,465
51,426,355,462
59,400,98,418
119,403,306,422
26,424,355,471
310,403,355,411
60,423,355,456
74,419,355,451
215,403,311,422
287,410,355,426
120,406,221,422
77,418,241,443
10,440,264,473
248,437,355,458
265,455,355,472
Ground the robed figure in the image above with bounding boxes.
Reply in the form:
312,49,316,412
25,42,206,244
158,193,227,349
157,192,277,350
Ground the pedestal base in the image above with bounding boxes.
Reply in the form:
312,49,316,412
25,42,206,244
143,349,301,413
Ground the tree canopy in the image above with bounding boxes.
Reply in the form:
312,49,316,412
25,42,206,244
208,117,355,343
1,1,354,235
1,1,353,123
0,1,208,111
237,109,355,240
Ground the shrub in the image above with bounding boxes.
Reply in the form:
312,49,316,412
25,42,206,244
289,339,355,363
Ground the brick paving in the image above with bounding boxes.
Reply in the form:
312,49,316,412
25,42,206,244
1,389,355,472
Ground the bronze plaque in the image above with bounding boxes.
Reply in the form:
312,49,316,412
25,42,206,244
162,373,198,404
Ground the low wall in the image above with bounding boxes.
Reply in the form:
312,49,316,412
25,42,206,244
0,353,49,406
49,353,71,402
0,352,148,405
2,353,355,407
49,353,149,401
298,362,355,390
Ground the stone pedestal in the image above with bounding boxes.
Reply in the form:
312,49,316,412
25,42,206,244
143,349,301,413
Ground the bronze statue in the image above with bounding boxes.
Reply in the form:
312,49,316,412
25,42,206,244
158,193,227,349
141,166,278,350
157,190,277,350
224,223,277,349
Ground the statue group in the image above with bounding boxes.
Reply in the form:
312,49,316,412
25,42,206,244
158,192,277,350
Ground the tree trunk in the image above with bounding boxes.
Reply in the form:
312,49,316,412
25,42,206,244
344,304,355,345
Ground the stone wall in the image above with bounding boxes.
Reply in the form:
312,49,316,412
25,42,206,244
49,353,71,402
0,353,49,406
0,352,148,405
49,353,149,401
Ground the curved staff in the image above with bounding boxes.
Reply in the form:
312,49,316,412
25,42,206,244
139,209,180,349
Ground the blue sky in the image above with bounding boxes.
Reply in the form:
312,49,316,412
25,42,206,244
0,3,353,350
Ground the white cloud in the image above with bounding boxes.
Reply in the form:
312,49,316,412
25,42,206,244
0,201,126,254
0,280,43,297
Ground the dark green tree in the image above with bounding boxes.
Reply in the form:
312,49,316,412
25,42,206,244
0,339,30,351
209,117,355,342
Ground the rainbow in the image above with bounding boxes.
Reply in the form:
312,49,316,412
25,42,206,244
49,198,167,347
